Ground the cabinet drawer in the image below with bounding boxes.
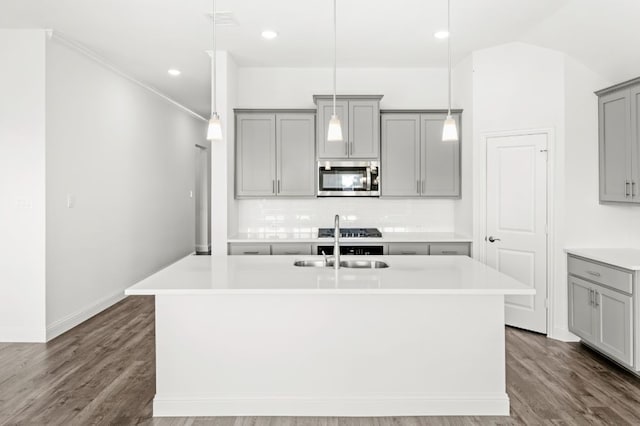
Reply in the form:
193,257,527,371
568,256,632,295
229,244,271,255
388,243,429,255
271,243,312,255
430,243,470,256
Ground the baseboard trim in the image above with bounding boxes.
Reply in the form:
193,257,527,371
46,289,127,341
548,327,580,342
153,394,510,417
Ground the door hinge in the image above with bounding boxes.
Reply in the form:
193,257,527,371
545,299,549,309
540,149,549,162
545,224,548,235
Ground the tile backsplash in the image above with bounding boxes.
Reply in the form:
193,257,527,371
236,198,456,234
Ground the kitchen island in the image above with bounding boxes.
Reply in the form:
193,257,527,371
126,255,533,417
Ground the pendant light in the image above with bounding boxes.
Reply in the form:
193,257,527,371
206,0,223,141
442,0,459,142
326,0,343,142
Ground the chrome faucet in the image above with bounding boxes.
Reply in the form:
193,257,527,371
334,214,340,270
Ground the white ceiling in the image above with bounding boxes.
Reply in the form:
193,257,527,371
0,0,638,117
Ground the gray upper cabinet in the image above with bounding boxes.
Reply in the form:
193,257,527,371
597,77,640,203
381,111,461,198
315,95,382,160
421,113,460,197
276,114,316,196
349,100,380,158
316,100,349,158
381,114,421,196
236,113,277,197
236,110,315,198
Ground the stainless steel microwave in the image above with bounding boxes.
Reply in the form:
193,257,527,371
317,160,380,197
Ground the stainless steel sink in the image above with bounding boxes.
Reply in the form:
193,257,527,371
293,259,389,269
340,260,389,269
294,259,333,267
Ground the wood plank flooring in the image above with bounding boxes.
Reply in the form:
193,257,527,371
1,296,640,425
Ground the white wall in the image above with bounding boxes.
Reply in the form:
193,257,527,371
211,51,239,255
45,36,206,338
471,42,569,339
237,67,449,109
453,56,474,237
233,66,459,234
0,30,47,342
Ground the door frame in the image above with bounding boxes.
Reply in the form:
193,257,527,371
473,128,555,336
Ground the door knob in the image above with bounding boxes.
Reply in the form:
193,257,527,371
488,236,501,243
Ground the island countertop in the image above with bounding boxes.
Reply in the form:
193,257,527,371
125,254,533,296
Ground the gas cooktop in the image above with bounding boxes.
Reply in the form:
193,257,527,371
317,228,382,238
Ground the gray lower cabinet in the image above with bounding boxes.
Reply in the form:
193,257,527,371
270,243,312,255
315,95,382,160
235,111,315,198
229,244,271,255
429,243,470,256
596,78,640,203
387,243,429,255
229,243,312,255
568,255,634,368
381,112,461,198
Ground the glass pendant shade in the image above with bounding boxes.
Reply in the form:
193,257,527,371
327,114,344,142
442,115,458,142
207,113,223,141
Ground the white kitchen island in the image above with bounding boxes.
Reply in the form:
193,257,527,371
125,255,533,417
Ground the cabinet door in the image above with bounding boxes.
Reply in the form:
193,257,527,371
229,244,271,255
630,85,640,202
420,113,460,197
387,243,429,255
599,90,632,203
568,276,596,343
349,100,380,159
276,114,316,197
317,99,349,159
381,114,421,197
594,285,633,367
236,113,277,197
429,243,470,256
271,243,312,255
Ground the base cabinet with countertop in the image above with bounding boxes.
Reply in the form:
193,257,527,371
567,251,637,370
229,241,471,256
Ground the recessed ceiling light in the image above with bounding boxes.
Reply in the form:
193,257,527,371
168,69,181,76
434,30,449,39
261,30,278,40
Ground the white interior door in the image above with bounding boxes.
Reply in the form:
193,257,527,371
486,133,548,334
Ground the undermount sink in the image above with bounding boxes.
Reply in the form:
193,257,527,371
293,259,389,269
340,260,389,269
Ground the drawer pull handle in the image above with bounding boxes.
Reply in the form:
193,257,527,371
595,290,600,307
401,251,417,255
284,251,299,255
586,270,601,277
243,251,260,255
442,251,457,255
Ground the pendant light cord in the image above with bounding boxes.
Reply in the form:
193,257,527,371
447,0,451,116
212,0,217,115
333,0,337,116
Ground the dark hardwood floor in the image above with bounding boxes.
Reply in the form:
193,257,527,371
1,296,640,425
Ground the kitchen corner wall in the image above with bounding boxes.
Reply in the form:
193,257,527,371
44,35,206,340
233,67,461,233
0,30,47,342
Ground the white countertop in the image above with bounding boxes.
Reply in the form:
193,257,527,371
565,248,640,271
227,232,472,244
125,254,533,296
